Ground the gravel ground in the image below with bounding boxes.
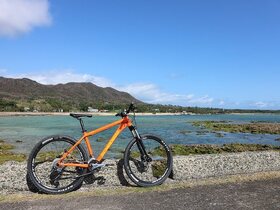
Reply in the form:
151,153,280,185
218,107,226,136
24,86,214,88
1,178,280,209
0,151,279,195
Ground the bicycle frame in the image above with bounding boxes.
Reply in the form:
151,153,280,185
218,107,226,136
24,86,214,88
58,116,133,168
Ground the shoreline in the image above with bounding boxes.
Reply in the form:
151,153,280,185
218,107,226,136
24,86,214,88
1,112,279,117
0,112,187,117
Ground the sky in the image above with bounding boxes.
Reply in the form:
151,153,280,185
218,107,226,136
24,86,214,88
0,0,279,109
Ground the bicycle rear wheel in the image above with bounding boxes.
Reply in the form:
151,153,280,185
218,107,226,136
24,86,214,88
124,134,173,187
27,136,88,194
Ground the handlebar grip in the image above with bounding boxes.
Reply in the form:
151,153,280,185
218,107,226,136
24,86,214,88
115,103,136,118
115,112,126,118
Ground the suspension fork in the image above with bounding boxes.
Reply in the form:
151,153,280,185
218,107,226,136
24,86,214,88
129,126,151,161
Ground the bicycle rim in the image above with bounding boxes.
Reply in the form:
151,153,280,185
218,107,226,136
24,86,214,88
124,135,172,186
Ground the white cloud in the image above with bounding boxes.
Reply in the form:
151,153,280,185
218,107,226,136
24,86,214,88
117,83,216,107
0,0,51,37
9,70,114,88
219,100,225,106
255,101,268,108
7,69,279,109
4,70,216,106
188,95,214,105
118,83,194,104
253,101,277,109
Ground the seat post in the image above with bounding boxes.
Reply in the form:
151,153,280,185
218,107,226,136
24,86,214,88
78,118,86,132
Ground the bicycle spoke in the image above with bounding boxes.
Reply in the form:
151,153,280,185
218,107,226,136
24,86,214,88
124,135,172,186
31,138,86,190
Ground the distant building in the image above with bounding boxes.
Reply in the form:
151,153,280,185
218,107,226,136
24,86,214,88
100,109,109,113
182,111,196,115
24,107,30,112
88,107,98,112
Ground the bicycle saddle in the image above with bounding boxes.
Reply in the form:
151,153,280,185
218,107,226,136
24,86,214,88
70,113,92,119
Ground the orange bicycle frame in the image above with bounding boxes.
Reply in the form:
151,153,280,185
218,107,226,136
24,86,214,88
58,116,132,168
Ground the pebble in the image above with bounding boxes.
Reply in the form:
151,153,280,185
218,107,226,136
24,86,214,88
0,151,279,194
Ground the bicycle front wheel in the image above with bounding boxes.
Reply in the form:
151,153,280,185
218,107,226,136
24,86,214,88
124,134,173,187
27,136,88,194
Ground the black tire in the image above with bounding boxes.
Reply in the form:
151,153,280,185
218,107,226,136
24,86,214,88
27,136,88,194
123,134,173,187
26,172,40,193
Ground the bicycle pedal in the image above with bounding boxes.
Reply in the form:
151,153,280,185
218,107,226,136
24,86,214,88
97,177,106,185
90,163,105,170
84,174,106,185
84,175,95,184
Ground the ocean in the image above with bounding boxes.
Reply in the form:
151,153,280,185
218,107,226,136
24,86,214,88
0,114,280,158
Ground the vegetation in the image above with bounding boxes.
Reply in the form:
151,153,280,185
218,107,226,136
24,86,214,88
135,104,280,114
153,143,280,156
1,98,280,114
0,140,26,164
192,121,280,134
0,99,19,112
96,137,106,142
152,160,167,178
35,151,62,162
1,77,280,114
0,77,140,112
179,130,192,135
151,143,280,176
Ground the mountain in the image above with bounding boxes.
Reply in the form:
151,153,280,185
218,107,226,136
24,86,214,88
0,77,142,110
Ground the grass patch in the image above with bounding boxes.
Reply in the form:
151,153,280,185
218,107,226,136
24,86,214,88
96,137,106,142
196,130,210,135
0,139,26,164
215,133,225,138
152,160,167,178
192,121,280,134
179,130,192,135
36,151,62,162
153,143,280,156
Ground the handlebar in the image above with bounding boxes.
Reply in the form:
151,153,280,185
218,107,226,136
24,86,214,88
115,103,135,118
127,103,135,114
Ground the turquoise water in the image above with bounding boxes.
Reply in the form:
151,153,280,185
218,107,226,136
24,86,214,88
0,114,280,158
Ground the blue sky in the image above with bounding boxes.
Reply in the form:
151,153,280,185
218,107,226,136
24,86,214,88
0,0,279,109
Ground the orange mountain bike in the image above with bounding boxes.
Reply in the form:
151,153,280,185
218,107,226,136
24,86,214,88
27,103,173,194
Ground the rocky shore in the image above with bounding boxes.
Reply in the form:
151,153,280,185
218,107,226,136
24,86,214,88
0,150,279,195
192,121,280,134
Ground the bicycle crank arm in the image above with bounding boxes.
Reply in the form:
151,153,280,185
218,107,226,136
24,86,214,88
57,169,99,180
54,163,108,181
